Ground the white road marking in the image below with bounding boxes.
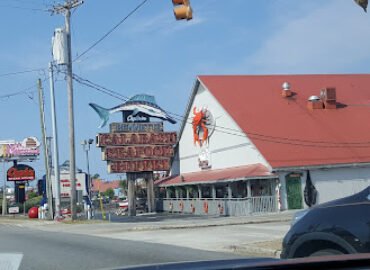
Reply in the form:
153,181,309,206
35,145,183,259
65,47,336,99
0,253,23,270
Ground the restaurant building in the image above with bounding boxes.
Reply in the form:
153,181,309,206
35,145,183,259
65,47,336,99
155,74,370,216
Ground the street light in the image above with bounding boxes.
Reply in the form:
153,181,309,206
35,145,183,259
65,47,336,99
81,138,94,219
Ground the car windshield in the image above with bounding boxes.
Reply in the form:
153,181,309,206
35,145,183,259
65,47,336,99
1,1,370,270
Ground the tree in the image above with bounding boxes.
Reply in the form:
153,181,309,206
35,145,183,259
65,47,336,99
27,191,38,200
119,180,127,190
104,188,115,199
91,173,100,179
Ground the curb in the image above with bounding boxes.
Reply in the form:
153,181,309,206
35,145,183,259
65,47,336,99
124,217,292,232
227,244,281,258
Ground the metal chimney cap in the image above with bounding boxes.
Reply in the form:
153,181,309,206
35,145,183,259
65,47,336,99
308,95,321,102
282,82,291,91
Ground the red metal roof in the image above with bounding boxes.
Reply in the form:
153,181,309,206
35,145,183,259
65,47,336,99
92,179,120,192
198,74,370,168
156,164,274,186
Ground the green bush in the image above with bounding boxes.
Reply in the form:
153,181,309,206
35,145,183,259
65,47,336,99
104,188,115,199
15,196,43,213
27,191,38,200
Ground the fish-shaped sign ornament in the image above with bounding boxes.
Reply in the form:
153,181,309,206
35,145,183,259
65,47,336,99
91,94,177,173
89,94,176,128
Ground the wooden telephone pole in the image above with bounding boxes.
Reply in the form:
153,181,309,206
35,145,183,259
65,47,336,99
51,0,83,220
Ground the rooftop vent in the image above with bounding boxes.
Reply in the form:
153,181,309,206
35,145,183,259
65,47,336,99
307,95,323,110
320,87,337,109
281,82,292,97
308,95,321,101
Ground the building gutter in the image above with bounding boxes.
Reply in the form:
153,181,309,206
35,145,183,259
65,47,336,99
272,162,370,173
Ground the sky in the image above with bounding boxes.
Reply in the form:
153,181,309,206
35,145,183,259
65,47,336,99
0,0,369,183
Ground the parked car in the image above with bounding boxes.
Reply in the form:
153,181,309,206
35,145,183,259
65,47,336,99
281,186,370,258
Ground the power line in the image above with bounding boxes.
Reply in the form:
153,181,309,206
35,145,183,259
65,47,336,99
0,76,50,100
0,87,37,100
74,0,149,62
0,4,48,12
0,68,45,78
71,73,370,148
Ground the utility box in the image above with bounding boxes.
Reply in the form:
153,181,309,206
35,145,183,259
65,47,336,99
52,28,68,65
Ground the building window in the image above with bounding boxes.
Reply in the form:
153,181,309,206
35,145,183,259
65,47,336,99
216,185,226,198
201,186,212,198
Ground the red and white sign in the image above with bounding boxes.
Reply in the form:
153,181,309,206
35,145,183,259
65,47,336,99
7,164,35,181
97,132,177,146
103,145,174,160
108,159,171,173
51,172,87,198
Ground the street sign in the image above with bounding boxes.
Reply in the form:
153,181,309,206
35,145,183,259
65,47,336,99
110,122,163,133
8,207,19,214
108,159,171,173
102,145,174,160
96,132,177,147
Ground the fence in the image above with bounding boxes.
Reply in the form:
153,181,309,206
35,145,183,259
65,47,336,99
156,196,277,216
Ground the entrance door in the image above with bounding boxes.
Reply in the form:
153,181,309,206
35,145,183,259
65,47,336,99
285,174,303,209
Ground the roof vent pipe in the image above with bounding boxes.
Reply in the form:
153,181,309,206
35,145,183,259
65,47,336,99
307,95,323,110
281,82,292,97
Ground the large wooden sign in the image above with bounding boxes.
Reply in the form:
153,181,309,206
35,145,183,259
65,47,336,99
108,159,171,173
96,120,176,173
102,145,174,161
110,122,163,133
97,132,177,147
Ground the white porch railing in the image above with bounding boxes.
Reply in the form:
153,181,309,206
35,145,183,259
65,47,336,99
156,196,278,216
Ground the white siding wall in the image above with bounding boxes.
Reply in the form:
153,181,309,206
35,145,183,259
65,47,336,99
310,167,370,203
179,82,269,174
279,166,370,210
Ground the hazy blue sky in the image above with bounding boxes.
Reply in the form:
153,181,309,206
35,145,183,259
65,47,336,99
0,0,369,182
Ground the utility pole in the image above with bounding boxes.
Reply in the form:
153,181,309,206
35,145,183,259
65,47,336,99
81,139,93,219
2,161,6,216
37,79,54,220
51,0,83,220
49,62,61,218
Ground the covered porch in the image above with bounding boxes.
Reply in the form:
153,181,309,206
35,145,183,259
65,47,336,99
155,164,280,216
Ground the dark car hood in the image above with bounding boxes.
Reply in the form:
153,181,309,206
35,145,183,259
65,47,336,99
314,186,369,209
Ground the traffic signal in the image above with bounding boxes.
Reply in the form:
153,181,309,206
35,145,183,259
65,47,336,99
354,0,368,12
172,0,192,20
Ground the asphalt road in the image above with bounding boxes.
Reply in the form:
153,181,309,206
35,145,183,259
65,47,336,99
0,224,239,270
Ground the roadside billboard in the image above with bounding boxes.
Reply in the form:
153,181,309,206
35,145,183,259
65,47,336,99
0,137,40,160
51,172,88,199
7,164,35,181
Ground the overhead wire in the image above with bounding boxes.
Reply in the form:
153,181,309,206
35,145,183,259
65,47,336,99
74,0,149,62
0,75,50,101
0,4,49,12
0,68,46,78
